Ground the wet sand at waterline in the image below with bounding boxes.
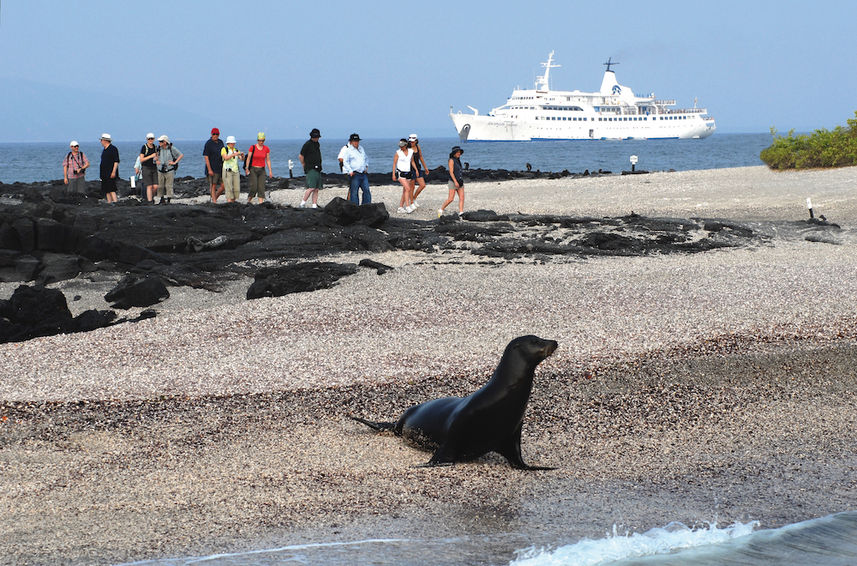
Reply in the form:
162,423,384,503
2,165,857,564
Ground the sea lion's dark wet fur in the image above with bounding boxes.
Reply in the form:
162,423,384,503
352,335,558,469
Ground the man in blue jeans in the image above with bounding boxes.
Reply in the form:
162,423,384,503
342,133,370,204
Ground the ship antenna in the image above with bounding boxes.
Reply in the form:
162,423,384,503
535,50,561,91
603,57,619,72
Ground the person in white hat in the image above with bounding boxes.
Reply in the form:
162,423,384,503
62,140,89,195
99,133,120,203
220,136,244,203
155,135,183,204
139,133,159,203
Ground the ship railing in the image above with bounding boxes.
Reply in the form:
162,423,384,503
663,108,708,115
653,99,677,106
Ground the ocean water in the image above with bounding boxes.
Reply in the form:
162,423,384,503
119,511,857,565
0,133,770,184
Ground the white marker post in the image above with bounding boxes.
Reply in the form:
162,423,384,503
630,155,638,172
806,197,814,219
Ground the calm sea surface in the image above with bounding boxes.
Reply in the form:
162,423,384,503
0,134,770,184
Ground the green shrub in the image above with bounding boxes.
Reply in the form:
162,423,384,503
760,111,857,170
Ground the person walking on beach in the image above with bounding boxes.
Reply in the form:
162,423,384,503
299,128,323,208
439,145,465,218
139,133,159,203
220,136,243,203
99,133,120,204
155,135,183,204
409,134,429,207
62,140,89,195
343,133,370,204
204,127,225,203
393,138,416,213
244,132,272,204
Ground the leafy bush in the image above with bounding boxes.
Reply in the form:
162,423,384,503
760,111,857,170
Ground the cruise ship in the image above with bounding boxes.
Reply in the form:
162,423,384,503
450,52,716,141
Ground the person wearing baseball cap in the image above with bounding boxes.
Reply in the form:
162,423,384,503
342,133,371,204
139,132,159,203
244,131,272,204
63,140,89,195
299,128,323,208
99,133,120,203
204,127,225,202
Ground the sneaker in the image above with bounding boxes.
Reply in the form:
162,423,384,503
437,209,443,218
412,200,420,209
406,204,415,213
311,203,318,209
397,207,406,214
458,211,464,217
299,201,307,208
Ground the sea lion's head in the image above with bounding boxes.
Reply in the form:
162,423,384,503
508,335,558,364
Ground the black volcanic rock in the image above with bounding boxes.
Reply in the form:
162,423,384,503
246,262,358,300
104,274,170,309
0,284,116,343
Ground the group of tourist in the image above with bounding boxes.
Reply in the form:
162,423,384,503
61,129,467,215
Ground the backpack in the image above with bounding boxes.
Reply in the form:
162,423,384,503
243,145,256,172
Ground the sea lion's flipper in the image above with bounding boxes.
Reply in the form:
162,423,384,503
350,416,396,432
497,430,556,471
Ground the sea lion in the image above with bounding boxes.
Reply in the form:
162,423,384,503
352,335,558,469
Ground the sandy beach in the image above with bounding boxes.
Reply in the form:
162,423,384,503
2,165,857,565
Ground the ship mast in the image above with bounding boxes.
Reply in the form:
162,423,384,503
535,51,560,92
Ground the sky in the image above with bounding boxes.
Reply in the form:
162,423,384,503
1,0,855,142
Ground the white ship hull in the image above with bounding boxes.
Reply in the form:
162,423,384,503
450,52,716,142
451,112,716,141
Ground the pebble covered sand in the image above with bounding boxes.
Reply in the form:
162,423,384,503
2,165,857,564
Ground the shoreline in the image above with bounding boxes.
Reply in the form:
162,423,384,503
2,165,857,564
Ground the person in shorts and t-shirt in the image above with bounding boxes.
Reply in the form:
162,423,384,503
299,128,323,208
203,127,225,202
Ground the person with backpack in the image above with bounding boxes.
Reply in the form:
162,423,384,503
220,136,244,203
62,140,89,195
139,133,159,203
243,132,272,204
155,135,183,204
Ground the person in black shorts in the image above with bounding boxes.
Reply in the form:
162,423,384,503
409,133,430,207
139,133,159,203
99,133,120,203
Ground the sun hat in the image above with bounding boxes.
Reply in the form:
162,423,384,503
158,135,170,143
146,132,155,139
226,136,237,144
408,133,418,141
450,145,463,154
100,133,112,141
211,127,220,135
69,140,79,147
309,128,321,138
349,133,361,141
257,131,266,140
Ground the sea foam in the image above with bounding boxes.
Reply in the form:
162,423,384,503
509,521,759,566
